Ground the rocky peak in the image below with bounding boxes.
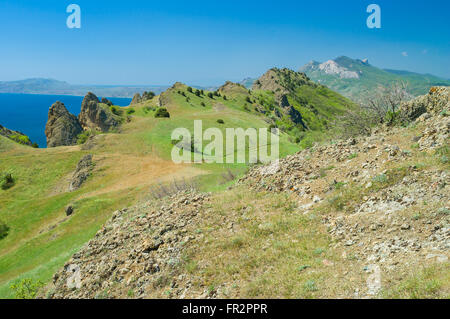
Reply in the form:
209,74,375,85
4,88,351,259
78,92,120,132
218,81,248,96
45,101,83,147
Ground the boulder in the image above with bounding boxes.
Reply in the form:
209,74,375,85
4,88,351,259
45,102,83,147
78,92,120,132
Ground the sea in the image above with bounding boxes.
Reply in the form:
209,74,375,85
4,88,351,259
0,93,131,148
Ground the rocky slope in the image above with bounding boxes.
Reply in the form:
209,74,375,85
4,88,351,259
46,87,448,299
45,101,83,147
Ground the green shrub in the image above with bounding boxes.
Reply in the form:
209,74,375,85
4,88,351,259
143,106,154,113
201,102,206,107
207,92,214,99
155,108,170,118
10,278,44,299
110,105,123,116
1,173,15,190
187,87,193,93
77,131,91,145
9,134,31,145
217,119,224,124
142,91,155,100
32,142,39,148
0,220,9,240
372,174,388,183
126,108,135,115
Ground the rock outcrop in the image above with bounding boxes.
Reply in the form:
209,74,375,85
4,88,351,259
46,191,209,298
218,81,249,96
130,91,155,105
78,92,120,132
0,124,34,146
400,86,449,121
69,154,93,191
45,102,83,147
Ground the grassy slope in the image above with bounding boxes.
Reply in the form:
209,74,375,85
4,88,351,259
0,85,299,298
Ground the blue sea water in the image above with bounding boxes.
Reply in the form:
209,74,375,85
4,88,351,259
0,94,131,148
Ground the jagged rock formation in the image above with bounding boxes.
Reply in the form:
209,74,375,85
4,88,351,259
69,154,94,191
101,98,113,106
45,102,83,147
130,93,142,105
0,124,34,146
78,92,120,132
130,91,155,105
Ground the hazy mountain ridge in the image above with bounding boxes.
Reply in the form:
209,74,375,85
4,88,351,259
300,56,450,100
0,78,170,98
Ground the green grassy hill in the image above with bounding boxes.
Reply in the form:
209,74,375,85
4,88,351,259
0,68,358,298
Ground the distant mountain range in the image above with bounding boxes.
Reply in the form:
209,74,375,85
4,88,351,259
2,58,449,100
299,56,450,100
0,78,170,98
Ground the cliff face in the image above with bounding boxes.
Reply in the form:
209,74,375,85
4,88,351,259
45,101,83,147
78,92,120,132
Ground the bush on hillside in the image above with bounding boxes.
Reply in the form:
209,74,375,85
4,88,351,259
217,119,225,124
187,87,193,93
201,102,206,107
338,82,411,139
207,92,214,99
142,91,155,100
10,278,44,299
155,108,170,118
126,108,135,115
110,105,123,116
0,220,9,240
1,173,15,190
77,131,91,145
9,134,31,146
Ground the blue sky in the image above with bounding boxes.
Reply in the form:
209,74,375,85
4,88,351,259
0,0,449,85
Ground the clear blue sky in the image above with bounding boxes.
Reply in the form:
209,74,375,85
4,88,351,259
0,0,448,85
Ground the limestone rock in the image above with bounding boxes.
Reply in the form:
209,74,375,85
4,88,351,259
45,101,83,147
